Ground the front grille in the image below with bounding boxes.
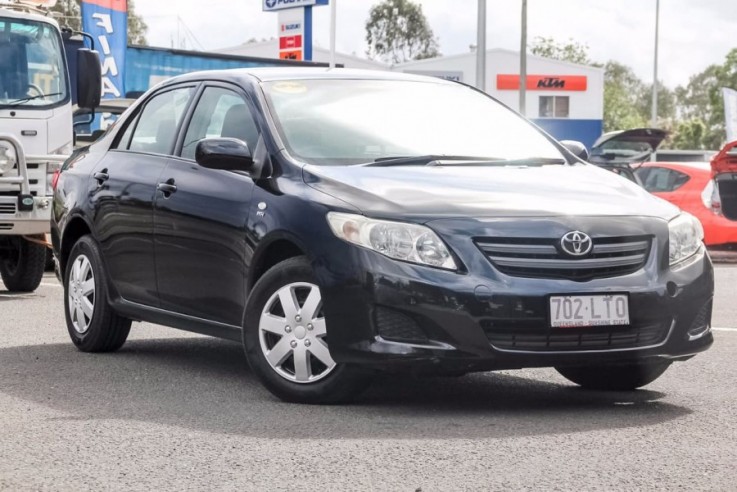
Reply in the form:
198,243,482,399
0,223,13,231
485,321,670,352
374,306,428,343
476,236,651,281
0,203,15,214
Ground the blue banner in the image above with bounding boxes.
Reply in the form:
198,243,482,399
81,0,128,99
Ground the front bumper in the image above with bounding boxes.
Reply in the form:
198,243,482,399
314,217,714,373
0,196,52,235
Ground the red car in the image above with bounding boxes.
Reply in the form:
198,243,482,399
636,155,737,247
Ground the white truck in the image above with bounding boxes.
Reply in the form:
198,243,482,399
0,0,99,291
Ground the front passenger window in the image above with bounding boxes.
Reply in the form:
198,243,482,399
128,87,194,155
181,87,259,161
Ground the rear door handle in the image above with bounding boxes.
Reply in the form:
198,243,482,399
157,179,177,196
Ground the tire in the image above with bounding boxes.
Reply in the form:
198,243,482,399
243,256,372,404
0,237,46,292
556,361,672,391
64,235,131,352
45,248,55,271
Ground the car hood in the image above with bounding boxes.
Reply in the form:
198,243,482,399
303,163,679,221
711,140,737,175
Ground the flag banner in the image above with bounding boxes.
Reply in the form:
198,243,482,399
723,87,737,142
81,0,128,99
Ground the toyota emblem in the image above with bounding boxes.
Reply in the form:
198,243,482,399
560,231,593,257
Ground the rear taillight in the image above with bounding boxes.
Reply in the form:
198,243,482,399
51,169,61,191
701,179,721,215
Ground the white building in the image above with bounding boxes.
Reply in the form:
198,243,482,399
215,41,604,147
395,48,604,148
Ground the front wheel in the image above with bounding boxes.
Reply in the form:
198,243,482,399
64,235,131,352
243,257,372,404
0,237,46,292
555,361,672,390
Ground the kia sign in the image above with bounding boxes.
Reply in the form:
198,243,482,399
263,0,317,11
497,75,588,91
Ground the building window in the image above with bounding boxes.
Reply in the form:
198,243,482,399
539,96,569,118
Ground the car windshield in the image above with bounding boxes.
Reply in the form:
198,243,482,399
262,78,565,166
0,17,68,108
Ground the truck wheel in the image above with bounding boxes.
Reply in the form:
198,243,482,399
555,361,671,390
64,235,131,352
243,256,372,404
0,237,46,292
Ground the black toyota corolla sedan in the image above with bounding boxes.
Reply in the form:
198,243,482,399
52,68,713,403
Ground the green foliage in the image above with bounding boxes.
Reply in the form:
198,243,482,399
530,37,591,65
672,118,708,150
674,48,737,149
365,0,439,64
51,0,148,46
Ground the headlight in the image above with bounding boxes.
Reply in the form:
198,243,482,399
0,142,17,175
668,213,704,266
327,212,458,270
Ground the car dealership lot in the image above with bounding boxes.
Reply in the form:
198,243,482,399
0,268,735,491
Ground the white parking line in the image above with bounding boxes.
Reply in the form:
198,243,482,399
40,282,61,288
713,327,737,332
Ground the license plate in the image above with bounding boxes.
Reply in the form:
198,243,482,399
549,294,629,328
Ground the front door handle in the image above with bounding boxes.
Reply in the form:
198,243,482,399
93,169,109,186
157,179,177,197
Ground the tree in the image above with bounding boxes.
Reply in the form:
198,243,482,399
674,48,737,149
672,118,708,150
365,0,439,64
51,0,148,46
530,37,591,65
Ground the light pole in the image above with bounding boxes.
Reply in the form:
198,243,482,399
329,0,336,68
520,0,527,116
476,0,486,91
651,0,660,126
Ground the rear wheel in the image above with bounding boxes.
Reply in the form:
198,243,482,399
243,257,372,403
556,361,672,390
0,236,45,292
64,235,131,352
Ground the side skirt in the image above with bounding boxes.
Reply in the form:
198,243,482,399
111,299,243,342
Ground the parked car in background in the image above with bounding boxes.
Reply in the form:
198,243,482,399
589,128,667,185
709,141,737,222
636,160,737,247
52,69,713,403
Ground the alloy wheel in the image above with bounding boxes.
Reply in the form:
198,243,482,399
68,254,95,334
258,282,336,383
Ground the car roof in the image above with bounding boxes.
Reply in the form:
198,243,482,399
640,161,711,173
159,67,458,87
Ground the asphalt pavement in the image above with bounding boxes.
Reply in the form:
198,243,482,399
1,267,736,491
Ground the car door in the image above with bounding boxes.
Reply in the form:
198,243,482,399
91,85,196,307
153,84,259,325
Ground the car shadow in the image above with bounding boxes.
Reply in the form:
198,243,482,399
0,336,691,440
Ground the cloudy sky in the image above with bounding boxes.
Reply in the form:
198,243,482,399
134,0,736,89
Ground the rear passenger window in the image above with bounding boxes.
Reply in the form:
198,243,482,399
127,87,194,155
641,167,690,193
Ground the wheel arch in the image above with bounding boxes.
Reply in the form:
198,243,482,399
60,214,94,278
247,232,311,294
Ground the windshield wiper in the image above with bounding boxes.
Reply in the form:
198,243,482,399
362,155,504,167
362,155,566,167
7,92,63,106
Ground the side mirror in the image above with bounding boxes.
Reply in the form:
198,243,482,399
77,49,102,110
560,140,590,161
195,138,254,172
